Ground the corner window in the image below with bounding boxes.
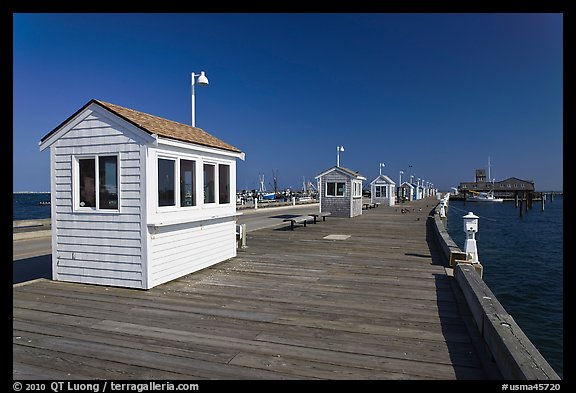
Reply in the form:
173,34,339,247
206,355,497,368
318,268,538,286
77,155,118,211
204,164,215,203
219,164,230,204
180,159,196,207
326,182,345,197
158,158,175,207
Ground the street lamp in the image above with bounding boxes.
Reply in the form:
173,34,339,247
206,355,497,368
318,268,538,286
379,163,385,176
399,170,404,185
336,146,345,167
191,71,209,127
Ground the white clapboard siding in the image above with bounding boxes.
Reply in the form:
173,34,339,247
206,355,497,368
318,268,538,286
121,175,141,185
54,161,72,170
57,273,143,289
149,218,236,287
58,243,141,257
57,259,142,273
58,235,141,248
58,228,142,239
52,111,144,288
60,251,142,264
57,213,141,223
54,143,140,156
57,220,140,232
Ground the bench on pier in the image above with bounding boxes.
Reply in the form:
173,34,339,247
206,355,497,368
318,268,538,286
283,215,311,230
363,203,377,210
308,212,332,224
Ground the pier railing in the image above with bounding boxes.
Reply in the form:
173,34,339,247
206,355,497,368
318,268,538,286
431,196,560,380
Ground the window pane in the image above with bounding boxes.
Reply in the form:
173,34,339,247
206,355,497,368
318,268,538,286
382,186,387,197
204,164,215,203
327,182,335,196
375,187,381,197
158,159,175,206
337,182,345,196
99,156,118,210
79,158,96,207
219,164,230,204
180,160,196,207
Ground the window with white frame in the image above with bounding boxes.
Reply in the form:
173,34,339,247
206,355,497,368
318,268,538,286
204,163,216,203
180,159,196,207
352,182,362,197
218,164,230,204
157,158,231,208
158,157,200,208
326,182,345,196
375,185,387,198
76,155,118,211
158,158,176,207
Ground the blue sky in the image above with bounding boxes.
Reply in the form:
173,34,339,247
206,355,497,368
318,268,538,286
13,13,563,192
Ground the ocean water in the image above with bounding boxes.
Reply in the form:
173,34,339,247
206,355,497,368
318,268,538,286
445,195,563,378
13,193,52,221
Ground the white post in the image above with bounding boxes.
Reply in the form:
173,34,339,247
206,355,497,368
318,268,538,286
292,196,296,206
336,146,344,167
191,72,196,127
463,212,479,263
254,198,258,210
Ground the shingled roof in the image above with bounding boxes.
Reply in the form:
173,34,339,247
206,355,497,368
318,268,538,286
40,99,242,154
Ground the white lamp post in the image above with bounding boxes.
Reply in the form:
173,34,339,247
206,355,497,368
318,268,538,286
399,170,403,185
463,212,480,263
336,146,344,167
191,71,209,127
379,163,385,175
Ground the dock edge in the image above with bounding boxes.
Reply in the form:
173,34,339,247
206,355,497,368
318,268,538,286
430,198,560,380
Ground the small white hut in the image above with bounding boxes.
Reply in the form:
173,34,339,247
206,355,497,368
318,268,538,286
398,181,415,202
315,166,366,217
39,99,244,289
370,175,396,206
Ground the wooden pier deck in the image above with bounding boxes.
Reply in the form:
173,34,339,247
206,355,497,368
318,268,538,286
13,197,490,380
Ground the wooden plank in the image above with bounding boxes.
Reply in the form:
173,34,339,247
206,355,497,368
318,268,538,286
87,320,482,379
13,329,300,380
13,344,193,380
14,319,237,365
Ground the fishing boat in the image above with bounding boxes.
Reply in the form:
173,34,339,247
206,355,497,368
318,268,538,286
260,192,276,200
466,190,504,202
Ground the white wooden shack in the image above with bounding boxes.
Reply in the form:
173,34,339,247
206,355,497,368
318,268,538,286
398,181,415,202
315,166,366,218
370,174,396,206
39,99,244,289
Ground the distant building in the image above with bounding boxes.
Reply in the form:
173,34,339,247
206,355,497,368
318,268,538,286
315,166,366,217
397,181,415,202
39,99,245,289
458,169,535,199
370,174,396,206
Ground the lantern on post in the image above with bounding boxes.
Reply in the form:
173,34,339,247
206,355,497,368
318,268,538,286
463,212,479,263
